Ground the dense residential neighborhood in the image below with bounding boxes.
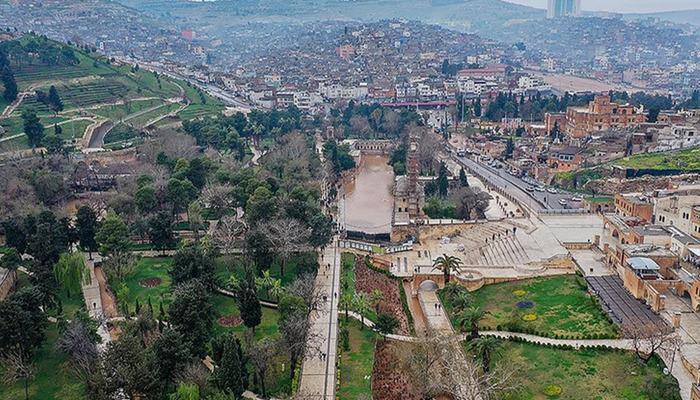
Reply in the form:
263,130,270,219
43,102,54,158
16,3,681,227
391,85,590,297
1,1,700,400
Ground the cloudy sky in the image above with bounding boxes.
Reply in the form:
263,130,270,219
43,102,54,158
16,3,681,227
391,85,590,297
507,0,700,13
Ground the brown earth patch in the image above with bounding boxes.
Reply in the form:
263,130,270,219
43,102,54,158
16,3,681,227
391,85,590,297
139,277,162,288
218,315,242,327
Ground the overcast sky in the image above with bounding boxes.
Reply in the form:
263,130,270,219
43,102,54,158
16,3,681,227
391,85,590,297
506,0,700,13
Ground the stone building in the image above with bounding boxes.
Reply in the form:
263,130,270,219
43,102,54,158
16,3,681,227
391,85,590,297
564,95,646,138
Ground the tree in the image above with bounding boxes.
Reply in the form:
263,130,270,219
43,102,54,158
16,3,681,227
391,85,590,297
95,211,131,257
624,323,675,364
41,134,64,155
212,215,246,255
278,293,320,381
258,218,309,277
53,252,90,299
376,312,399,339
101,333,158,399
168,280,215,358
57,315,101,380
432,254,462,283
248,337,278,398
21,109,44,149
451,187,491,220
166,178,197,216
0,287,48,355
152,328,191,388
353,292,371,330
170,383,200,400
212,334,247,397
0,346,36,400
309,213,333,248
75,205,98,258
452,291,473,312
236,267,262,332
135,185,159,214
245,186,276,225
467,335,501,373
339,292,353,322
149,211,175,255
458,307,485,340
459,168,469,187
169,244,216,290
437,162,449,197
48,85,63,115
1,64,18,103
504,137,514,160
187,201,204,241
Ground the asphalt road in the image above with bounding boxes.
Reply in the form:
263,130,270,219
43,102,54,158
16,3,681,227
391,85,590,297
453,154,582,211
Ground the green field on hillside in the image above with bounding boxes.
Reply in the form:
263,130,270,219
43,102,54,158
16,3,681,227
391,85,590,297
610,147,700,170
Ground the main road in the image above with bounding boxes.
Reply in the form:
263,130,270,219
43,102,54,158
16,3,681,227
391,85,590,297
451,152,576,212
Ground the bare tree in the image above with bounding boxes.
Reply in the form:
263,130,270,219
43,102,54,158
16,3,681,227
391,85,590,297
200,183,234,218
418,128,441,173
57,318,100,380
287,272,325,317
248,337,279,398
624,323,675,364
394,333,515,400
279,309,322,382
102,251,137,283
258,218,310,276
451,187,492,220
1,347,36,400
212,215,247,254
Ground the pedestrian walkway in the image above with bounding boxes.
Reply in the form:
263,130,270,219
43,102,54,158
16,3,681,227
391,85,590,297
298,239,340,399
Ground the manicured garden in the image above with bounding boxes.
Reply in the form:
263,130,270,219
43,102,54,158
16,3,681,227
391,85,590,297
440,275,618,339
337,319,376,400
490,340,680,400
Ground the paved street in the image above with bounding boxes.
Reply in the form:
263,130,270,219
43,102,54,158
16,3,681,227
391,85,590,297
298,239,341,399
452,153,576,212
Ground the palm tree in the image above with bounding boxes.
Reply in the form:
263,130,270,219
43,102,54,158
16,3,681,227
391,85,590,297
443,281,464,298
468,336,501,373
369,289,384,313
353,292,371,330
432,254,462,284
457,307,485,340
452,291,472,312
268,278,284,302
339,293,353,322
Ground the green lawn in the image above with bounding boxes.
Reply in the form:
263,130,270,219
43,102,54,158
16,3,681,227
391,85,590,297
119,256,174,310
338,319,376,400
0,324,84,400
441,275,618,339
91,98,165,120
610,147,700,171
491,341,680,400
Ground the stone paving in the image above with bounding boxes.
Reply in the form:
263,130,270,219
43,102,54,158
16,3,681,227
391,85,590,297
298,239,340,399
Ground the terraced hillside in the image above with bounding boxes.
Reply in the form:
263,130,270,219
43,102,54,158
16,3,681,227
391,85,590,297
0,35,223,152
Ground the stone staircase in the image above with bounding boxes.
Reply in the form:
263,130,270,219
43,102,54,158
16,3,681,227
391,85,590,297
462,235,529,266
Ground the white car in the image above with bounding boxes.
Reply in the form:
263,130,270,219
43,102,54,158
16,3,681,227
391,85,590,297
571,196,583,202
535,186,546,192
547,188,558,194
558,199,567,206
526,186,535,192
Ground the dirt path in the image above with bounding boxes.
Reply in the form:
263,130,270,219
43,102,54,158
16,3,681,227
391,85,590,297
94,266,119,319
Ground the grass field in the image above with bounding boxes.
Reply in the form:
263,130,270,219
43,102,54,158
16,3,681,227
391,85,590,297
610,147,700,171
92,98,165,120
490,341,680,400
50,119,93,140
0,325,84,400
440,275,618,339
119,256,174,310
338,319,376,400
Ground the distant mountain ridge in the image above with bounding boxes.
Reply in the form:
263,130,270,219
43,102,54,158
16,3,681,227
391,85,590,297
113,0,545,35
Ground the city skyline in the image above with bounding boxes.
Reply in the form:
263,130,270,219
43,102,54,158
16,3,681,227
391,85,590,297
508,0,700,13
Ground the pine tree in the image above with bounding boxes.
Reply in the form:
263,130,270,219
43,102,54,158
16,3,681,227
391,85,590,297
214,334,247,397
48,86,63,114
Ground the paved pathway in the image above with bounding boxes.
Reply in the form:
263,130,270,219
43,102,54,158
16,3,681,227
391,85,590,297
298,240,340,399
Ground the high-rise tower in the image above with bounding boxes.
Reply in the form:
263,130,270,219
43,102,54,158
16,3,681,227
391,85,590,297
547,0,581,18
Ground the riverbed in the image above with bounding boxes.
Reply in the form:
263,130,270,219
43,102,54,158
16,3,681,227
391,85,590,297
341,154,395,234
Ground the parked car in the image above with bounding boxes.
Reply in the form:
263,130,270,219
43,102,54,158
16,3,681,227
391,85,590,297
526,186,535,192
559,199,567,206
571,196,583,202
547,188,558,194
535,186,545,192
